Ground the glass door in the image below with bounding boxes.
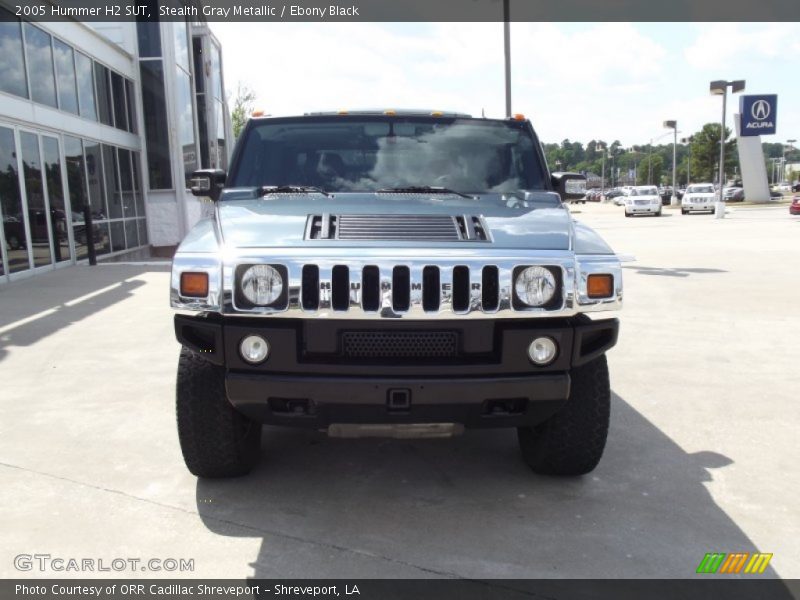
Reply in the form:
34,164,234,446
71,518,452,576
0,126,29,275
20,131,54,269
41,135,71,263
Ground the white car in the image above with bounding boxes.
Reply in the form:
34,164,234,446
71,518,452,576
623,186,661,217
682,184,716,214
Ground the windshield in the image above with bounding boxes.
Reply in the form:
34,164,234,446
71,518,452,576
633,186,658,196
227,117,547,194
688,185,714,193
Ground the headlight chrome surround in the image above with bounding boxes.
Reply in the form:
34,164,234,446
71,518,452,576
513,266,558,308
240,264,285,306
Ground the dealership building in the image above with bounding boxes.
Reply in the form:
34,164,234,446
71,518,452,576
0,9,232,283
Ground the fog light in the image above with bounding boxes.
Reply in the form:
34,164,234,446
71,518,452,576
528,337,557,366
240,335,270,364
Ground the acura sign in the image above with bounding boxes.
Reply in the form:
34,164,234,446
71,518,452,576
739,94,777,136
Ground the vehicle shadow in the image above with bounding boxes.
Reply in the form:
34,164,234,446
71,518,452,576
623,266,728,278
194,392,784,580
0,264,168,363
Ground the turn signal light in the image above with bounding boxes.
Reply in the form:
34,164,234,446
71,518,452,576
587,274,613,299
180,272,209,298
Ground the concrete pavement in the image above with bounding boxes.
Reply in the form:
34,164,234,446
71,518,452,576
1,203,798,579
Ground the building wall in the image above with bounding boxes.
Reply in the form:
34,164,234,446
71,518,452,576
0,11,231,283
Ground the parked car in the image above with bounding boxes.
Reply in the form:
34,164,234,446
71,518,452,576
612,189,629,206
792,182,800,193
171,110,623,478
790,195,800,215
623,186,662,217
723,187,744,202
605,188,625,203
772,182,791,193
659,187,673,205
682,183,716,214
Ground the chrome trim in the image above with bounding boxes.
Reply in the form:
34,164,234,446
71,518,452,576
171,248,622,319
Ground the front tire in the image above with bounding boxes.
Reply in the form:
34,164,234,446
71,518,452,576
176,347,262,477
517,355,610,476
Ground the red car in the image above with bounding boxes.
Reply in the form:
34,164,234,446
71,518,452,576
791,196,800,215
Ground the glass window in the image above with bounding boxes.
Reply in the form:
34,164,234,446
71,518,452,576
102,144,122,219
132,151,145,217
117,148,136,219
20,132,52,267
0,8,28,98
75,51,96,120
109,220,125,252
111,71,127,130
139,60,172,189
125,218,138,249
42,136,69,262
214,98,227,170
176,70,197,187
94,62,113,126
94,221,111,256
64,136,88,260
83,140,107,220
53,39,78,115
0,126,29,273
136,17,161,58
173,22,190,72
209,43,222,101
24,24,57,108
125,78,136,133
229,118,547,194
137,218,148,246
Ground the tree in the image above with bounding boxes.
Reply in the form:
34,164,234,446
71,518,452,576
689,123,737,183
230,82,256,140
637,154,663,185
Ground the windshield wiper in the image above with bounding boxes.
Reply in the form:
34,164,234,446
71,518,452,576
259,185,332,197
377,186,476,200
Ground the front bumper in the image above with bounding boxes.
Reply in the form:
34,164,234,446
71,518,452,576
175,314,618,429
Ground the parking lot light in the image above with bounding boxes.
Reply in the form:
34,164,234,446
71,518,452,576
709,79,745,219
663,120,678,206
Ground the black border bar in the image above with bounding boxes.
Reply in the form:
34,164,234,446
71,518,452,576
6,0,800,22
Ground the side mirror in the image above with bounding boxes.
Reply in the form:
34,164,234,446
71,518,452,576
190,169,226,202
551,172,587,201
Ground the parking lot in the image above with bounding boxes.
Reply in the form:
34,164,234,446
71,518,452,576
1,202,798,580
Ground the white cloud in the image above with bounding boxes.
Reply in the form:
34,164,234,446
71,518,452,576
210,22,799,146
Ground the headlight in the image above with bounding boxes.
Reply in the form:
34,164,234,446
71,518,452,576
241,264,284,305
514,266,557,307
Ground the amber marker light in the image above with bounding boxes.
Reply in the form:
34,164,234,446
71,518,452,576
513,113,526,121
180,272,209,298
587,274,613,299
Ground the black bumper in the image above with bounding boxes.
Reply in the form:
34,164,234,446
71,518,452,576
175,314,618,428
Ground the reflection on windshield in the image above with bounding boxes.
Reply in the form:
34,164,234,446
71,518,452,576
229,118,546,194
688,186,715,193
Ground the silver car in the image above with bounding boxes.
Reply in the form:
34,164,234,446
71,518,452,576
171,110,623,478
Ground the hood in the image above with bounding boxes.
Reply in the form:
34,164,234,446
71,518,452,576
215,189,574,251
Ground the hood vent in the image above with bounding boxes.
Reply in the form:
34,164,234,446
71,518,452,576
305,214,490,242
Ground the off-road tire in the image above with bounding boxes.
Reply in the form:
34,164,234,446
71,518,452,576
517,355,610,476
176,347,261,477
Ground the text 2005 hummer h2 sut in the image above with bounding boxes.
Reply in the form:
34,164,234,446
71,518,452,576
171,111,622,478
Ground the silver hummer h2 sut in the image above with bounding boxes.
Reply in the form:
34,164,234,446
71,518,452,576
171,111,622,478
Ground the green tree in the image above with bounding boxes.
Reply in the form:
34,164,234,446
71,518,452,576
230,82,256,140
637,154,663,185
689,123,737,183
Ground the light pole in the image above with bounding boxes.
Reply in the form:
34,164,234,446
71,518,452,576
663,121,678,205
784,139,797,184
599,143,607,200
710,79,745,219
681,136,694,185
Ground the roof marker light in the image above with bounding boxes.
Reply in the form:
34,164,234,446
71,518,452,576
384,109,396,116
431,111,443,117
513,113,526,121
252,109,265,117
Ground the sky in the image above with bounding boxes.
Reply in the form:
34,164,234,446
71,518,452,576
209,22,799,147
